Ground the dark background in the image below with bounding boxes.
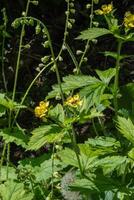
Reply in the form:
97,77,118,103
0,0,134,100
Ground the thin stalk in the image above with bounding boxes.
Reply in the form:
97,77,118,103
70,127,83,176
1,8,8,92
12,0,30,102
113,40,123,117
9,0,30,128
6,143,10,180
6,0,31,179
92,119,99,136
78,0,94,72
45,26,65,104
0,143,7,182
57,0,70,58
12,60,53,126
69,127,91,181
50,144,55,199
65,43,79,74
98,117,106,136
15,17,64,104
11,10,72,125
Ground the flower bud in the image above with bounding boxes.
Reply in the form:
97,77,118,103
31,1,39,6
35,24,41,34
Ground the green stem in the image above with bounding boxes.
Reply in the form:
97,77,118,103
11,7,72,125
1,8,8,92
6,0,31,180
70,126,83,175
78,0,94,72
65,43,79,74
0,143,7,182
69,127,91,180
12,0,30,102
92,119,99,136
45,26,65,104
113,40,123,117
6,143,10,180
50,144,55,199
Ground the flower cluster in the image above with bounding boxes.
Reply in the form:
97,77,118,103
124,11,134,29
95,3,113,15
65,94,82,108
34,101,49,118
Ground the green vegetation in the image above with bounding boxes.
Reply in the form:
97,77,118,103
0,0,134,199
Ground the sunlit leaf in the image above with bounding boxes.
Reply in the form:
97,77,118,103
28,124,64,150
117,116,134,144
0,127,28,148
0,180,33,200
77,28,111,40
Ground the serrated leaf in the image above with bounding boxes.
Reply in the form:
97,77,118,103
0,166,17,182
76,28,111,40
117,116,134,144
103,51,134,61
47,75,98,99
0,93,27,111
19,153,51,167
128,148,134,160
96,68,116,84
58,148,78,167
86,136,120,148
0,180,33,200
0,127,28,148
36,158,65,182
80,81,105,106
70,175,120,194
28,124,64,150
58,147,98,172
94,156,130,175
48,104,65,124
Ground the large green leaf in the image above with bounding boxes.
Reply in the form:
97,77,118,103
70,175,121,194
76,28,111,40
0,180,33,200
96,68,116,84
58,148,97,172
79,81,105,106
0,127,28,148
86,136,120,148
48,104,65,124
58,148,79,167
36,158,66,182
79,137,120,158
117,116,134,144
0,166,17,182
94,156,130,175
47,75,99,99
28,124,64,150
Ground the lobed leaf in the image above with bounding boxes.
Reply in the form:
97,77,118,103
117,116,134,144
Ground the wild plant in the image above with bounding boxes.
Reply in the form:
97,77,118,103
0,0,134,199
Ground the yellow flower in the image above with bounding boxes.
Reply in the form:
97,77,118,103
95,3,113,15
65,94,82,108
34,101,49,118
124,11,134,29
